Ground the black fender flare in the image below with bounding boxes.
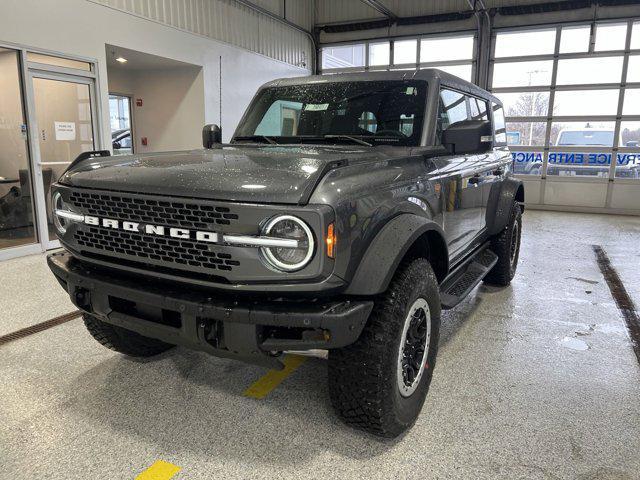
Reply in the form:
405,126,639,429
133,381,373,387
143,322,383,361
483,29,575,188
345,214,449,296
485,177,524,236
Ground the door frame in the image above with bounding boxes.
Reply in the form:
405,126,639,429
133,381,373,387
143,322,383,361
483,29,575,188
108,92,135,155
25,70,101,250
0,40,102,260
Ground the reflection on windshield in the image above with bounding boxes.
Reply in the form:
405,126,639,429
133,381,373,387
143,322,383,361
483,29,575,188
233,81,427,147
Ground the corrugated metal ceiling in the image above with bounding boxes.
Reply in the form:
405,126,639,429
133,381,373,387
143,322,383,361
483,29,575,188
89,0,313,67
316,0,584,25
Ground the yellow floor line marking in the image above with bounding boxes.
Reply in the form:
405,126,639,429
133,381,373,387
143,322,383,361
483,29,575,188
243,354,307,399
135,460,181,480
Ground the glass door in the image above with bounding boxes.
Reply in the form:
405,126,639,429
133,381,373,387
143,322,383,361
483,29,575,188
28,72,97,248
109,94,133,155
0,48,38,253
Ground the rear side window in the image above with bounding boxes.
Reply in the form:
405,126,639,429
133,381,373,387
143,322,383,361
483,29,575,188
492,103,507,144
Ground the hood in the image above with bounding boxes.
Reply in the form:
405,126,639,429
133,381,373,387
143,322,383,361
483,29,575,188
60,145,404,204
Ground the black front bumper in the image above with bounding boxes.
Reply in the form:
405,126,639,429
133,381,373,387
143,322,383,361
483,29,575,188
48,251,373,370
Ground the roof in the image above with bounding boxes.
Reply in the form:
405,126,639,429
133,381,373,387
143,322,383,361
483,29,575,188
261,69,502,104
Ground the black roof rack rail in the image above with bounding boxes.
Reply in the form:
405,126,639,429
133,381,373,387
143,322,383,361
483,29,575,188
64,150,111,174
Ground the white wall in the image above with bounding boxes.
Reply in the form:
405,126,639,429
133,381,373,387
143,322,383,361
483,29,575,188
0,0,310,147
108,65,205,153
107,68,136,95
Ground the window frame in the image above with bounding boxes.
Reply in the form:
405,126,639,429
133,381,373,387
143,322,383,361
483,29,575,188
437,85,495,151
489,19,640,181
319,31,477,83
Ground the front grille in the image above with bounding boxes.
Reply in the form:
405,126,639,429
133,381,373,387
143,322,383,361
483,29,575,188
68,190,242,274
74,227,240,271
69,191,239,229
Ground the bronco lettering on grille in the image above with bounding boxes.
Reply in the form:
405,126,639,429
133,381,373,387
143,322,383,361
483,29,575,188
83,215,219,243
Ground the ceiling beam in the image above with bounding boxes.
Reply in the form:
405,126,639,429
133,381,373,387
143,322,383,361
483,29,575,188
466,0,488,12
359,0,398,20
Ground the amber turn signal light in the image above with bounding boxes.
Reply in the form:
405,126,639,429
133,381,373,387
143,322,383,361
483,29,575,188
326,223,336,258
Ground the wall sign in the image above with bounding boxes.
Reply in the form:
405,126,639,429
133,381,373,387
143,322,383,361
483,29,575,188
512,151,639,166
54,121,76,141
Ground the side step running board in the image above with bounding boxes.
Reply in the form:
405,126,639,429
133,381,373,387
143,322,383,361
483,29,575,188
439,248,498,310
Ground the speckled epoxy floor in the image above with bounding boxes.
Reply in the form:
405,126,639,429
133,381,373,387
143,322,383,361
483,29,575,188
1,210,640,480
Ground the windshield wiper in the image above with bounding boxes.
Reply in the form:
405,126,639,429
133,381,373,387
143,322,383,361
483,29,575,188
234,135,279,145
324,135,372,147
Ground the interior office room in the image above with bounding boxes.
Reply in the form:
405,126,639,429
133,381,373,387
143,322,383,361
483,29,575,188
1,1,639,479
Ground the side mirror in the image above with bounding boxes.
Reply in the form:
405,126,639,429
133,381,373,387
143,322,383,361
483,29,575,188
112,141,121,150
203,124,222,149
442,120,492,155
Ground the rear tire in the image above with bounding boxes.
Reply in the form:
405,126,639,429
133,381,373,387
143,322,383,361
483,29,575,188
83,314,174,357
483,201,522,286
328,258,441,437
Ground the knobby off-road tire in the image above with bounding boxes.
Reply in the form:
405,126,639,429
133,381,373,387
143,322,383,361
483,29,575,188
328,258,441,438
83,314,174,357
483,201,522,286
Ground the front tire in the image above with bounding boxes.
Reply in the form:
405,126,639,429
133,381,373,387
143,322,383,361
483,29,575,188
328,258,441,437
83,314,174,357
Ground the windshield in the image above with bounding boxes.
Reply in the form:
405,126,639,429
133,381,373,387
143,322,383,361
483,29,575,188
557,130,614,146
233,80,427,147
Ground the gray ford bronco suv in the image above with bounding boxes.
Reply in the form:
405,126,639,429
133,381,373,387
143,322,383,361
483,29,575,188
48,70,523,437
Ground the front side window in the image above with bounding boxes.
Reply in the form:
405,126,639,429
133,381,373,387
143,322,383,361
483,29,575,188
438,89,468,134
470,97,488,120
437,88,489,143
235,81,427,146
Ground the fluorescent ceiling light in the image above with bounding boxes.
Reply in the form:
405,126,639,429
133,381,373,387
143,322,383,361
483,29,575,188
115,57,127,63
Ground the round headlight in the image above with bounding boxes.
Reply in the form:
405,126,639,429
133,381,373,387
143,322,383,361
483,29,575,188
261,215,314,272
52,191,68,235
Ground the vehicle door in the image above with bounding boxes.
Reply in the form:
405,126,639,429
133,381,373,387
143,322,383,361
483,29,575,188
473,99,510,232
432,88,485,260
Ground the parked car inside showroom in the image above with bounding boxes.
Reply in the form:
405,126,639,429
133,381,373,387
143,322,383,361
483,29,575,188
48,70,523,437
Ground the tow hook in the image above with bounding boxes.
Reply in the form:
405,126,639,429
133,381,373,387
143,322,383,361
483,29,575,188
74,288,91,310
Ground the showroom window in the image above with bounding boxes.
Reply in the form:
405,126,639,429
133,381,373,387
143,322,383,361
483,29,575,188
320,44,365,70
490,20,640,179
320,33,475,82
